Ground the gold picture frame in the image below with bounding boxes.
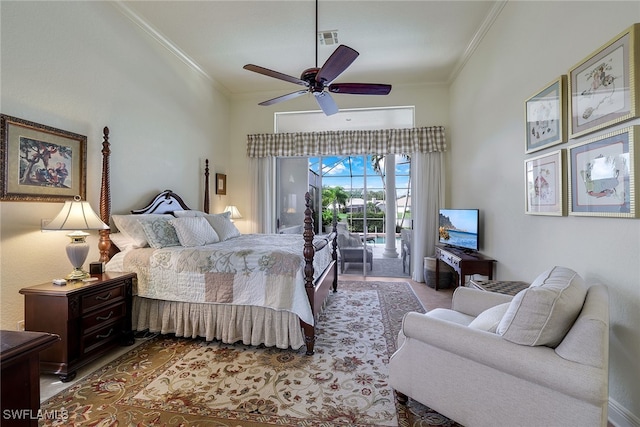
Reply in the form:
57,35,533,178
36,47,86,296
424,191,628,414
568,23,640,139
525,76,567,153
215,173,226,195
525,150,565,216
568,126,638,218
1,114,86,202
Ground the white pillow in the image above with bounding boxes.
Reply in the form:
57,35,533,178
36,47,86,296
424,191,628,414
170,217,219,247
112,214,173,248
204,212,241,241
173,210,207,218
137,216,181,249
109,232,135,252
468,303,510,333
497,266,587,347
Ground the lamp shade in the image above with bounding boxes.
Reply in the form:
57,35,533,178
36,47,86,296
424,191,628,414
43,196,109,231
42,196,109,281
223,205,242,220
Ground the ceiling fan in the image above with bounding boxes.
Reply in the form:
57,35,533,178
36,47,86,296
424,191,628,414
243,0,392,116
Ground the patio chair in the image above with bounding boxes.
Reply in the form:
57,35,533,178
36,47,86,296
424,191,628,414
336,223,373,273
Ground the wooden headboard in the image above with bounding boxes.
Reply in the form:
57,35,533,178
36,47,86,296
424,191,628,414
98,127,210,262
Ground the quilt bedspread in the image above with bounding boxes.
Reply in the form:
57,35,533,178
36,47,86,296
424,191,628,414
120,234,333,325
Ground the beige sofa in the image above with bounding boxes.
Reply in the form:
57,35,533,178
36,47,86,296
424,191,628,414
389,267,609,427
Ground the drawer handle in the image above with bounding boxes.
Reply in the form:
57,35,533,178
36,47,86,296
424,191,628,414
96,328,114,339
95,292,112,301
96,311,114,321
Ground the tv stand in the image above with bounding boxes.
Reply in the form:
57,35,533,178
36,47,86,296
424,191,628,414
435,245,496,290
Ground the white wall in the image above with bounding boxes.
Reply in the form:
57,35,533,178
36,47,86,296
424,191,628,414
450,1,640,423
0,2,230,330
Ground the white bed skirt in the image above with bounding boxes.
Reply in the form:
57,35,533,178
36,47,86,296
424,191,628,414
132,297,306,350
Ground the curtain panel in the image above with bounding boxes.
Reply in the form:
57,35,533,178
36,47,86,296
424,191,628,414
247,126,446,157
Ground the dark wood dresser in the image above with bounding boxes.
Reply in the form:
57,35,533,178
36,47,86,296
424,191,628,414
1,330,59,426
19,272,135,382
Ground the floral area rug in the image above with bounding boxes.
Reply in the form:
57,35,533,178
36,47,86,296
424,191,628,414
41,281,461,426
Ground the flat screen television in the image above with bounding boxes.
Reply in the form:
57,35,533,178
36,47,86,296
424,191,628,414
438,209,480,252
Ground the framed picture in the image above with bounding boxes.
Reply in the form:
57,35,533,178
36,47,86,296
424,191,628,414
568,126,638,218
215,173,226,195
525,76,567,153
1,114,86,202
525,150,565,216
568,23,640,139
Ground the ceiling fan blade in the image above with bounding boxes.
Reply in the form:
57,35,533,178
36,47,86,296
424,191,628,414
328,83,392,95
258,90,308,106
316,45,359,85
314,91,339,116
243,64,308,87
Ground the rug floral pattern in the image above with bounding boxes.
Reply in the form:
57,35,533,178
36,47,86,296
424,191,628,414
40,281,461,426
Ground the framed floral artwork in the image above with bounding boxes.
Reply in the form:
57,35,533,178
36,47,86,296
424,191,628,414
1,114,86,202
525,76,567,153
568,126,638,218
568,24,639,139
525,150,565,216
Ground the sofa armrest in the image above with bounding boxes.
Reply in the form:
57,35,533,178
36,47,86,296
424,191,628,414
451,287,514,316
398,311,607,404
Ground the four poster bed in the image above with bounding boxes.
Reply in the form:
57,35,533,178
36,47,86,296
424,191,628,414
97,127,338,355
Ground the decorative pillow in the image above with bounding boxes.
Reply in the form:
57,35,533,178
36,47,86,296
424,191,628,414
109,232,135,252
112,214,173,248
203,212,241,241
173,210,207,218
169,217,219,247
137,216,181,249
497,266,587,347
468,303,510,333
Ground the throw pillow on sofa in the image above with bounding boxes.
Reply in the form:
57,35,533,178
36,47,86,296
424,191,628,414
497,266,587,347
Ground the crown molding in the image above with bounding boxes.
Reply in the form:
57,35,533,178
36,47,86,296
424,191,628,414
111,1,229,96
448,0,508,84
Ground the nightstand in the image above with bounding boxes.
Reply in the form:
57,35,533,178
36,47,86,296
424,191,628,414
19,272,135,382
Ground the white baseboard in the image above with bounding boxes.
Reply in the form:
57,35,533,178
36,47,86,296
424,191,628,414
609,398,640,427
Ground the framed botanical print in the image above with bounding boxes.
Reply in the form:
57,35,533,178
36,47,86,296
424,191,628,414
525,150,565,216
568,126,638,218
525,76,567,153
568,24,639,139
1,114,86,202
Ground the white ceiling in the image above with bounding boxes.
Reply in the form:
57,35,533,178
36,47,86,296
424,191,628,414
115,1,504,97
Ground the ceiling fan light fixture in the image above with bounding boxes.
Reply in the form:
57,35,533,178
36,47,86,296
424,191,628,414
318,30,339,46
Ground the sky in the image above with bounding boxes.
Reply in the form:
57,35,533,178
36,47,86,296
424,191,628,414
310,155,410,197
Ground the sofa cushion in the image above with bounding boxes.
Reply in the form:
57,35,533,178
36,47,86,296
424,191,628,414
468,303,510,333
426,308,475,326
497,266,587,347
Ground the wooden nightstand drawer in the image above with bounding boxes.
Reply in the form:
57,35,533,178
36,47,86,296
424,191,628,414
82,320,124,355
81,285,125,313
82,302,126,332
19,272,135,382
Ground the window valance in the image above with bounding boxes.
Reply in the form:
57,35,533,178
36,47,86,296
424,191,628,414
246,126,446,157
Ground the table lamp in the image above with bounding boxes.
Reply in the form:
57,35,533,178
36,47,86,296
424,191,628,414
42,195,109,280
223,205,242,222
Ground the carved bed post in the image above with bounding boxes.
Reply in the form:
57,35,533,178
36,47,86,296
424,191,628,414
204,159,210,213
302,191,316,355
98,127,111,263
